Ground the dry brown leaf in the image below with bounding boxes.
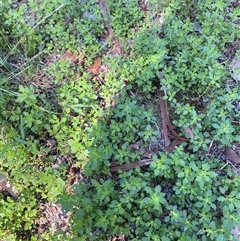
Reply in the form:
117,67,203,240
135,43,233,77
142,152,152,159
159,90,188,148
185,127,194,139
159,91,172,146
77,55,84,65
166,138,188,153
112,37,122,55
60,50,84,65
129,143,140,151
159,90,179,138
225,147,240,164
159,90,189,152
110,159,153,172
89,57,101,75
60,50,78,63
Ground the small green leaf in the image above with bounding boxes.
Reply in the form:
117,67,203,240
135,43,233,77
229,203,234,212
218,196,225,202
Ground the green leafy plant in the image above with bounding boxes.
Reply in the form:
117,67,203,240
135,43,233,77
61,147,240,240
58,1,240,240
1,0,240,240
0,125,65,240
84,92,159,175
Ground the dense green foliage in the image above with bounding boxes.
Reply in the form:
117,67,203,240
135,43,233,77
62,150,240,240
0,0,240,240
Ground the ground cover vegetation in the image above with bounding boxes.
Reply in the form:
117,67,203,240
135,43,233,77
0,0,240,240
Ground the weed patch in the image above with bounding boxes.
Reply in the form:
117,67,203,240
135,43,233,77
0,0,240,240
